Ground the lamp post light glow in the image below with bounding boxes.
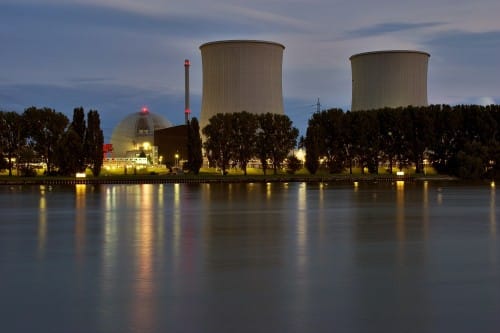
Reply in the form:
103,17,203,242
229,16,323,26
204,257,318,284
175,153,179,168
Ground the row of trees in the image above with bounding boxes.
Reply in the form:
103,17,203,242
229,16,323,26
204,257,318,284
0,107,104,176
304,105,500,179
202,112,299,175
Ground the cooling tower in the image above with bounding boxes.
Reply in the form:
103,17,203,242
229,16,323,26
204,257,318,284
199,40,285,131
350,50,430,111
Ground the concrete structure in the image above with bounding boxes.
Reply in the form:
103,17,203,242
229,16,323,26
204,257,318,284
199,40,285,131
350,50,430,111
110,107,172,162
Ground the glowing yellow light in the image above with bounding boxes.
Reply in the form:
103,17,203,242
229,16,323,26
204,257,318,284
296,148,305,162
75,172,86,178
396,171,405,176
143,142,151,150
491,181,496,189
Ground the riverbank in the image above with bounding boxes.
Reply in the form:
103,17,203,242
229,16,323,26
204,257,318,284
0,173,459,186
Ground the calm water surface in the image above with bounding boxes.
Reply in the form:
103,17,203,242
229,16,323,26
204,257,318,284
0,181,498,333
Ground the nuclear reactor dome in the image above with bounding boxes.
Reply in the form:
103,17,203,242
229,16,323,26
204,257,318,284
199,40,285,132
110,107,172,157
350,50,430,111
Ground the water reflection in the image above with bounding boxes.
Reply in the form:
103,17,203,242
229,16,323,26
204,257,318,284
132,184,156,332
173,183,182,268
422,181,429,240
489,184,498,274
75,184,86,260
352,182,431,332
297,182,308,270
396,181,405,243
204,183,283,272
491,185,497,238
38,185,47,257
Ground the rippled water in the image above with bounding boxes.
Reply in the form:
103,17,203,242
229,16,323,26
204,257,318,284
0,181,498,333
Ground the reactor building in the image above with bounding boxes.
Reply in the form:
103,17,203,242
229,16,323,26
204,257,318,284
350,50,430,111
199,40,285,131
110,107,172,163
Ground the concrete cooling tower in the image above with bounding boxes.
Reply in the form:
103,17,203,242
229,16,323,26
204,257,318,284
350,50,430,111
199,40,285,131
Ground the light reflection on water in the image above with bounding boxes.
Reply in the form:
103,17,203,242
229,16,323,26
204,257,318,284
0,182,499,333
38,186,47,257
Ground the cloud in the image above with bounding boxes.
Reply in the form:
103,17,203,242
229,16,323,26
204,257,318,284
347,22,443,38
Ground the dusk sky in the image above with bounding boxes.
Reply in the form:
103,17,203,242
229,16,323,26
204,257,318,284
2,0,500,139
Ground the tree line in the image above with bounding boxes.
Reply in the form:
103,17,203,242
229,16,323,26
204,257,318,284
0,107,104,176
304,105,500,179
202,112,299,175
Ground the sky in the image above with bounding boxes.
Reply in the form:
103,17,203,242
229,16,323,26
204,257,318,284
1,0,500,140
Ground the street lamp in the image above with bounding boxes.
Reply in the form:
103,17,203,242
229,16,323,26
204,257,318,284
175,153,179,168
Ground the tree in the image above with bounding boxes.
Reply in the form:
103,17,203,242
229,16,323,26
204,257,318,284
54,107,87,175
305,109,346,173
347,110,380,174
304,122,320,174
256,113,299,175
23,107,69,175
286,155,302,174
0,111,24,176
85,110,104,176
406,106,433,174
70,107,87,172
202,113,234,175
187,117,203,174
231,111,258,175
429,105,463,174
55,128,83,176
342,111,354,174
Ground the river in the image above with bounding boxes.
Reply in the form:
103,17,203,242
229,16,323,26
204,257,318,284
0,181,498,332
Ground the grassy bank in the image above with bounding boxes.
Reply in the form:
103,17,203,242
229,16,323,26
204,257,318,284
0,165,459,186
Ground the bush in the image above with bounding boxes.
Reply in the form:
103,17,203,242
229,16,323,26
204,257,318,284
286,155,302,174
20,166,37,177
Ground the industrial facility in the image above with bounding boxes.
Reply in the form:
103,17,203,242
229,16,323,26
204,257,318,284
350,50,430,111
105,44,433,172
199,40,285,131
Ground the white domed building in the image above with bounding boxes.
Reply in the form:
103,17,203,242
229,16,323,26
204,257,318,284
110,107,172,164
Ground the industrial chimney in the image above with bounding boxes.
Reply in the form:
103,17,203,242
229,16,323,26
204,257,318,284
184,59,191,124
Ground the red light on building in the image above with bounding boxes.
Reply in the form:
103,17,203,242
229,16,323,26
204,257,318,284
141,106,149,114
103,143,113,158
184,59,190,66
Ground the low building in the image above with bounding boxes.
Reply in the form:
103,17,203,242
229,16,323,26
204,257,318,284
154,125,188,168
